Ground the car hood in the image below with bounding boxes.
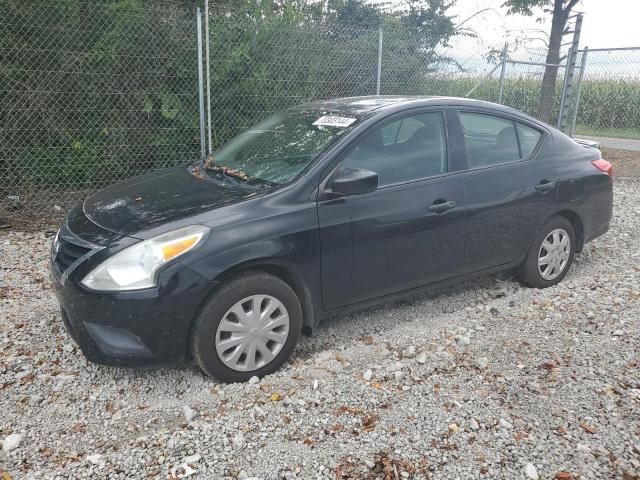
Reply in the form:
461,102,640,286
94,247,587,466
83,165,262,236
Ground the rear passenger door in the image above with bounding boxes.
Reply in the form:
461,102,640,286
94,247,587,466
457,110,558,273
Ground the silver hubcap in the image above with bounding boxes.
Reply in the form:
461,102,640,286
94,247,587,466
215,295,289,372
538,228,571,281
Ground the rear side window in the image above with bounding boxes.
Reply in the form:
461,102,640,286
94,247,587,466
517,123,542,157
460,112,542,169
460,113,519,168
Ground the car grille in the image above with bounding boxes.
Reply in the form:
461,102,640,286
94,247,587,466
53,235,92,278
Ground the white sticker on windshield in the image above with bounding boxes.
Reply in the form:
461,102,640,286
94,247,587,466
312,115,357,127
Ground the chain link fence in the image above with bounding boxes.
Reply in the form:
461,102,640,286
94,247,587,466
1,1,638,216
1,0,201,214
571,47,640,140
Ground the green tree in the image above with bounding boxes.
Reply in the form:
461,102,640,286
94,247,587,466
1,0,465,206
503,0,581,123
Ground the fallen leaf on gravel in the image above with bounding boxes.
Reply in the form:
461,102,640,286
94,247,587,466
335,457,361,479
1,472,13,480
360,336,374,345
71,422,85,433
579,422,597,434
303,437,315,446
332,423,345,432
19,373,35,384
369,451,419,479
540,362,557,371
270,392,282,401
556,426,567,435
555,472,574,479
361,414,379,431
371,381,383,390
337,405,363,415
335,352,349,363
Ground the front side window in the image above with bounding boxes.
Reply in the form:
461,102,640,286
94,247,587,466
210,111,360,185
339,112,447,187
460,112,543,169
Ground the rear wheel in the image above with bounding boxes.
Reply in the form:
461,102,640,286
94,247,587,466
517,216,575,288
191,271,302,382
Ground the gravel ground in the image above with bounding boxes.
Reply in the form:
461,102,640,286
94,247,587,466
2,158,639,479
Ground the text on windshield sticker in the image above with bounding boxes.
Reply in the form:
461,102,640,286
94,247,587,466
312,115,357,127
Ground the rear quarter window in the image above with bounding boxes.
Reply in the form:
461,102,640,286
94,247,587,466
517,123,542,158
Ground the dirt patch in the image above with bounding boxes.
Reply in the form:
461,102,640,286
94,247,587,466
0,212,60,232
602,148,640,180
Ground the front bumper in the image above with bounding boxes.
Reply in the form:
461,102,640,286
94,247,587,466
52,262,212,367
50,219,214,367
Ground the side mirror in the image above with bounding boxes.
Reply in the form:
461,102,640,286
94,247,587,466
330,168,378,196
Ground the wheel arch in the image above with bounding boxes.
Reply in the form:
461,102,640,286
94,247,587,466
198,258,316,336
552,209,585,252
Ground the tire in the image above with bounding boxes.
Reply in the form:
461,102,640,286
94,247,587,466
517,216,576,289
191,271,302,383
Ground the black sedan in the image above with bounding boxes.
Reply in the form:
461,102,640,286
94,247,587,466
51,96,613,382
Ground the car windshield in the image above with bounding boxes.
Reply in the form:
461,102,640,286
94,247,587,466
208,110,360,185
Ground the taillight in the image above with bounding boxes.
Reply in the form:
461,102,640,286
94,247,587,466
592,159,613,177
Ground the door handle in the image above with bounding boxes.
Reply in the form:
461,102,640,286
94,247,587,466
427,200,456,213
535,181,556,192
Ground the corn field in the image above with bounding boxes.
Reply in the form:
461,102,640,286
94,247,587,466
419,76,640,137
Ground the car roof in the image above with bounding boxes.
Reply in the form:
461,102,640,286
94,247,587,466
288,95,526,117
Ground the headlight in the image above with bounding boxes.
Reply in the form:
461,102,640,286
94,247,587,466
81,225,209,291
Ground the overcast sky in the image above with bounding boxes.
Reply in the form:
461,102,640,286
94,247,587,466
449,0,639,51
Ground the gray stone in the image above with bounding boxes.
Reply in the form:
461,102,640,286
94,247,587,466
2,433,22,452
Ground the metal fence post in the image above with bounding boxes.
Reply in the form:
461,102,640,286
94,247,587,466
557,13,583,131
557,46,572,129
196,7,206,159
204,0,212,154
569,47,588,137
498,42,508,103
376,28,383,95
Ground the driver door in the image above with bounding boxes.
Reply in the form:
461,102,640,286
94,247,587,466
317,109,467,310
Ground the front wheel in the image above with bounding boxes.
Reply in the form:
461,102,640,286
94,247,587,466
517,216,576,288
191,271,302,383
